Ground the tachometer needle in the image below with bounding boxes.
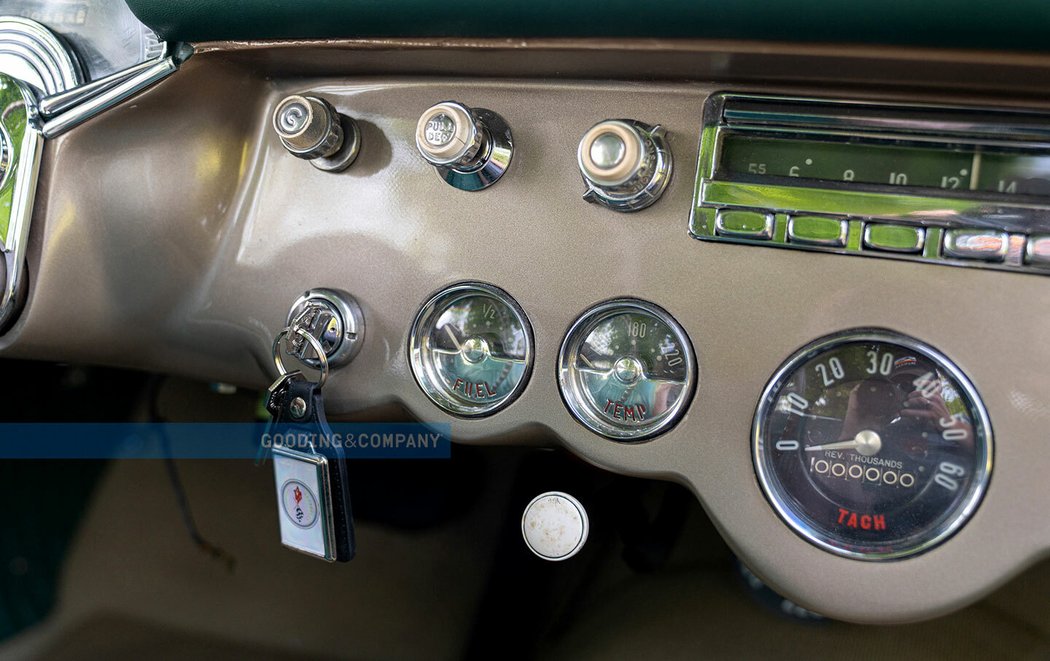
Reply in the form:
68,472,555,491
805,430,883,457
792,412,842,421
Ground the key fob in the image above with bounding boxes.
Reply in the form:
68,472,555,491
269,373,356,562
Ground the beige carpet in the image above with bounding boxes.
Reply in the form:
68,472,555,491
1,446,1047,660
1,454,515,660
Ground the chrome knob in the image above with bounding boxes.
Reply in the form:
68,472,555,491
272,95,361,172
415,101,513,191
416,101,484,167
577,119,672,212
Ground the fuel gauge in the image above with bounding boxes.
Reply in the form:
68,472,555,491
559,300,696,440
409,283,533,416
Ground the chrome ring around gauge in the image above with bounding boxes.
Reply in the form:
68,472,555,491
753,330,993,560
558,299,696,441
409,283,533,417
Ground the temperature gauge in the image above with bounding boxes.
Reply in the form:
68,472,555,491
409,283,533,416
558,300,696,441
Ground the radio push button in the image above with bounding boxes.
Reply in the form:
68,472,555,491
787,216,848,247
715,210,774,240
943,229,1009,262
863,224,925,254
1026,235,1050,267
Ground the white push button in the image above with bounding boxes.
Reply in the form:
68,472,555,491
578,120,645,187
521,491,589,561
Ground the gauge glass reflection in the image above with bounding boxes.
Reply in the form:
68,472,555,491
409,283,532,416
559,300,696,440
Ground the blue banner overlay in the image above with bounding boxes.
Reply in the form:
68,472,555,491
0,423,452,459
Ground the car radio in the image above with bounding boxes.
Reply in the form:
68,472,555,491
691,93,1050,274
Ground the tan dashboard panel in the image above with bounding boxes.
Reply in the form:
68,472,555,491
4,45,1050,623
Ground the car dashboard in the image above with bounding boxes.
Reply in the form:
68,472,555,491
0,0,1048,631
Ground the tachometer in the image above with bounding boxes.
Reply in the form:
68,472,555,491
753,330,992,560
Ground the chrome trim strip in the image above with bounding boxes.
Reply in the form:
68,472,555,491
701,179,1050,232
41,56,180,138
722,93,1050,141
0,18,183,331
38,59,159,118
0,73,43,330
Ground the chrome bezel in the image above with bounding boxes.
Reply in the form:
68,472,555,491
408,282,533,417
558,299,696,441
690,93,1050,276
752,329,994,561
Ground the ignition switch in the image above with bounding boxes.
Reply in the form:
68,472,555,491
285,288,365,368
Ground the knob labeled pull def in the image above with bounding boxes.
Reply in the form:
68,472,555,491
578,119,672,212
415,100,513,191
273,95,361,172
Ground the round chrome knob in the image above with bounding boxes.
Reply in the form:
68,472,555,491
577,119,673,212
272,95,361,172
415,101,514,191
579,120,645,187
521,492,589,561
415,101,484,167
273,95,343,159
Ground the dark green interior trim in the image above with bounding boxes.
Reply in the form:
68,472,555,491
127,0,1050,52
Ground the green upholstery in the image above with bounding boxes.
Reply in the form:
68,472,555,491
126,0,1050,51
